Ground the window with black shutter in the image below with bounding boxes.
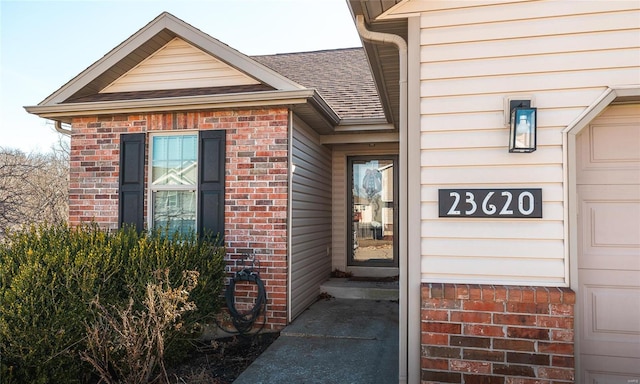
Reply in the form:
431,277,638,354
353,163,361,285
118,130,225,239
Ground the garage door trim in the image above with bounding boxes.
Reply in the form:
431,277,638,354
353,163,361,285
564,85,640,382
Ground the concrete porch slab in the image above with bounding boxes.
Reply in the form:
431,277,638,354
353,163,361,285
233,298,399,384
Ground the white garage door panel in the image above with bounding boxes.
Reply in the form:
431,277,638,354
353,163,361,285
577,104,640,382
582,355,640,384
579,185,640,271
590,123,640,163
577,115,640,186
591,203,640,247
580,275,640,357
579,186,640,270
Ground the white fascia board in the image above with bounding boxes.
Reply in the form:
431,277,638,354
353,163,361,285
38,12,303,107
25,89,318,120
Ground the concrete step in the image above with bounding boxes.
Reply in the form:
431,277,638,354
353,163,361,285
320,278,399,300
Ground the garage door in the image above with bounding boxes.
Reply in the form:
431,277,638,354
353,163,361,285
576,104,640,382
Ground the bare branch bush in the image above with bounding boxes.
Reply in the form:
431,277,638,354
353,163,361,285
81,270,199,384
0,141,69,237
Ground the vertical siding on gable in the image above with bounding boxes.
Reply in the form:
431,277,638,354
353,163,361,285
289,117,332,320
418,1,640,285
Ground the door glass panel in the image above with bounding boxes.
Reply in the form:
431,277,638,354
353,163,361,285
349,157,396,265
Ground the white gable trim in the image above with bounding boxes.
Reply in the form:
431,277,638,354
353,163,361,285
39,12,303,106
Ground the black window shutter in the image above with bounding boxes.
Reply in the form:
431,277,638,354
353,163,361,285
118,133,146,231
198,130,226,241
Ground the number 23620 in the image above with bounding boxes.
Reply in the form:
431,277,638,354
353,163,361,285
438,189,542,218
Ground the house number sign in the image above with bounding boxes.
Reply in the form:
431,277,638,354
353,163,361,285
438,188,542,218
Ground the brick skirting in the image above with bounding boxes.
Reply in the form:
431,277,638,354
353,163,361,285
421,283,575,384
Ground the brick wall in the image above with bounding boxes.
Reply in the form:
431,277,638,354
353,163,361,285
70,108,290,330
421,283,575,384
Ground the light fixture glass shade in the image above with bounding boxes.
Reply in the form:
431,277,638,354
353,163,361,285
509,107,537,153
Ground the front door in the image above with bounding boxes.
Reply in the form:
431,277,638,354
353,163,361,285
348,156,398,267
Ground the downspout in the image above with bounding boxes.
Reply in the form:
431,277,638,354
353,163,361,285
356,14,410,384
54,121,72,136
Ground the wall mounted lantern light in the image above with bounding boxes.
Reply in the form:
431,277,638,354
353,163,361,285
508,100,537,153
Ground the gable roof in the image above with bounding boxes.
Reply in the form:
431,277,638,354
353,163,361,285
40,12,303,105
25,12,389,133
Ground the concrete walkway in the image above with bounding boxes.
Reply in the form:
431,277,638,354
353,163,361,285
233,298,399,384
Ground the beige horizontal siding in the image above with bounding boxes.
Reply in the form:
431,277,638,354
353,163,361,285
421,165,564,184
418,0,639,285
420,88,606,115
421,68,638,97
422,238,564,259
101,38,259,93
422,219,564,239
420,7,639,45
421,29,640,63
419,0,637,27
422,49,639,80
421,256,566,283
420,106,599,131
421,147,564,166
421,129,563,149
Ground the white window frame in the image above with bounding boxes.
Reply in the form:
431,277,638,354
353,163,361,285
147,131,199,233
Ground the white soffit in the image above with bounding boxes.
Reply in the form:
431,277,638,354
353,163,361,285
101,38,260,93
376,0,524,20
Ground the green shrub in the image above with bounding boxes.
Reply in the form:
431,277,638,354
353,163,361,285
0,224,225,384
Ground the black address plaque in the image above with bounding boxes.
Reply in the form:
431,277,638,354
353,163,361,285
438,189,542,218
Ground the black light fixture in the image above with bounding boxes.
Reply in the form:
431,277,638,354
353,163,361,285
508,100,537,153
509,100,537,153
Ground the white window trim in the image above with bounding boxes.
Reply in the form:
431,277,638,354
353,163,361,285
147,130,199,232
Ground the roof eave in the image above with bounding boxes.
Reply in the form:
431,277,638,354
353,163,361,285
25,89,341,132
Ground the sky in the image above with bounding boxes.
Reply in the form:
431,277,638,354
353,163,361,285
0,0,363,153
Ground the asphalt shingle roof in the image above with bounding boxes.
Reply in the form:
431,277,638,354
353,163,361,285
253,48,385,120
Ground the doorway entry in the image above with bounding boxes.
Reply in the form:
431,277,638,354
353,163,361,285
347,156,398,267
